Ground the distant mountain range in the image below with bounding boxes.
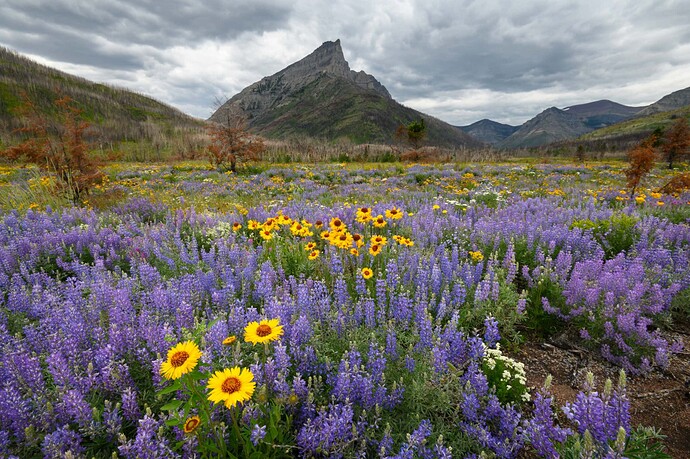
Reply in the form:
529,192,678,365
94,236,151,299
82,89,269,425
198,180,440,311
209,40,481,148
483,89,690,149
0,46,202,148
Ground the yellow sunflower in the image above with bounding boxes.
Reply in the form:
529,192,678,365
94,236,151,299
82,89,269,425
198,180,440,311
232,222,242,232
308,249,320,260
361,267,373,279
369,244,382,257
160,341,202,380
222,335,237,346
183,416,201,434
245,318,284,344
207,367,256,409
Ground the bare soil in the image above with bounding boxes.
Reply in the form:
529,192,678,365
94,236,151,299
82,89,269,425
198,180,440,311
511,323,690,458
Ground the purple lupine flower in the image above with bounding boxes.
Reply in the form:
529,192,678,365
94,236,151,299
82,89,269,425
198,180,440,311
250,424,267,446
483,315,501,348
41,425,85,458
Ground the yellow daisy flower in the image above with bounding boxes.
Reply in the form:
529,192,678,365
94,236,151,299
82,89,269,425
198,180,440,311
308,249,320,260
260,230,273,241
263,218,277,231
369,244,382,257
371,235,387,246
222,335,237,346
232,222,242,232
469,250,484,262
355,207,372,223
330,217,346,232
247,220,261,230
361,267,373,279
352,233,364,248
350,248,360,256
372,215,387,228
245,319,284,345
183,416,201,434
160,341,202,380
305,242,317,251
207,367,256,409
385,207,403,220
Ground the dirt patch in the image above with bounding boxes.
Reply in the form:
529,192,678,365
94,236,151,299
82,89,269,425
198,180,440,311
510,326,690,458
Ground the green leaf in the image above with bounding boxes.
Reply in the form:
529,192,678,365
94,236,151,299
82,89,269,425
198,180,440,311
160,400,183,411
165,418,180,427
158,380,182,396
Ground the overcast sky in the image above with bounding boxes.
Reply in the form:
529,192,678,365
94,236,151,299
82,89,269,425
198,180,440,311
1,0,689,126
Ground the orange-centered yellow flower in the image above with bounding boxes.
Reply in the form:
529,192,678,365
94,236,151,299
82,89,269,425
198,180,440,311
207,367,256,409
160,341,202,380
244,318,284,345
385,207,403,220
361,267,373,279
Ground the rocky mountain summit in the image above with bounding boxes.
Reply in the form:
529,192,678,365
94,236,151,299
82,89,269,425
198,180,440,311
209,40,479,147
209,40,390,124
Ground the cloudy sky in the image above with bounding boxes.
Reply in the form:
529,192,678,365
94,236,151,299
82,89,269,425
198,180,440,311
1,0,689,126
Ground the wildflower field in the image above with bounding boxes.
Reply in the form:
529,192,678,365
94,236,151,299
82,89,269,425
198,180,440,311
1,161,689,458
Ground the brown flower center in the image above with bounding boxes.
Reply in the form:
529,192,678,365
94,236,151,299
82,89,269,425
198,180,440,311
372,244,380,251
170,351,189,367
360,207,369,213
222,377,241,394
339,235,347,241
333,220,342,227
256,324,272,337
390,209,398,214
353,234,361,241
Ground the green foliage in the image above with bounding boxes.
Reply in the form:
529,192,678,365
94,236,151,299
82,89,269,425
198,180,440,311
557,426,671,459
571,214,640,258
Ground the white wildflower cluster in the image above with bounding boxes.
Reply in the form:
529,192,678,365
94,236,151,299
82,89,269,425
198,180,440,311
483,344,530,403
207,221,234,239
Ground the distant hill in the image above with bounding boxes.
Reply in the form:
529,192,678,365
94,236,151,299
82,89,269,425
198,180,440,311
498,107,590,149
562,100,643,129
457,119,518,145
635,86,690,117
209,40,481,148
581,105,690,142
0,46,203,149
498,100,643,149
579,87,690,143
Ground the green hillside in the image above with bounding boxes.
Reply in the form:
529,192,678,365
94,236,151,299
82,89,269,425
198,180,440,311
0,46,204,154
581,105,690,141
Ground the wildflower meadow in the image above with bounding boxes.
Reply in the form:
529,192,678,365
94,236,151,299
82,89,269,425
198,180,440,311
0,161,688,458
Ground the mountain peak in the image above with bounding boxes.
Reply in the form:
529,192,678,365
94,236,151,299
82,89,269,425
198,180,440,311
283,39,350,79
208,40,478,147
